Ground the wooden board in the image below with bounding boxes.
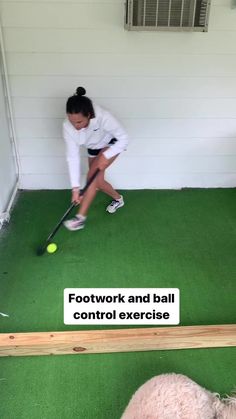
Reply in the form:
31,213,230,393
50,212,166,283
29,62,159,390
0,324,235,357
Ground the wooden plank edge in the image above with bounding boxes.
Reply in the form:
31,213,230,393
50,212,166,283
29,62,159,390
0,324,235,357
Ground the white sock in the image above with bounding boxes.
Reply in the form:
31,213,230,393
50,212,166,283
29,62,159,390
77,214,86,221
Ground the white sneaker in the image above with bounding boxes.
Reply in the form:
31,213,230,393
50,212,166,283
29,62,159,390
106,195,124,214
63,215,86,231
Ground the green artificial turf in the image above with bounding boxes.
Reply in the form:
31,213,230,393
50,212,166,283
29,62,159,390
0,188,236,419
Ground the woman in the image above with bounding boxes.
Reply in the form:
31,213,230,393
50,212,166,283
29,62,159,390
63,87,129,231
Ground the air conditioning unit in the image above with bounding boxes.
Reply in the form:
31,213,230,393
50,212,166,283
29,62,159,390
125,0,211,31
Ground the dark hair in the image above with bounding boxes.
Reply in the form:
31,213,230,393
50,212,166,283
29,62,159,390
66,87,95,117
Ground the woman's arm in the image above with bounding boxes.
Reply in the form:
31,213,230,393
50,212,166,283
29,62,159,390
63,123,81,189
100,110,129,160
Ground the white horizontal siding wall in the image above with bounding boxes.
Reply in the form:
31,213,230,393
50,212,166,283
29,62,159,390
0,0,236,189
0,59,18,222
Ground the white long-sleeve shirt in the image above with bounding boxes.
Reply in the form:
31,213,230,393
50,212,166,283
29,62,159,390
63,104,129,188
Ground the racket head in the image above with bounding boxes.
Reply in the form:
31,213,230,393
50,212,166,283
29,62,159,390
36,241,49,256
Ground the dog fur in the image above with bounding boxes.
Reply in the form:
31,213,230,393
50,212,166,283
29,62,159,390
121,373,236,419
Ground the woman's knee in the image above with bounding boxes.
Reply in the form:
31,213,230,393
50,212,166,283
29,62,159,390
96,171,105,186
86,171,104,190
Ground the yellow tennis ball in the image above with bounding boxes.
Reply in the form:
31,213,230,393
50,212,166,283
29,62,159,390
47,243,57,254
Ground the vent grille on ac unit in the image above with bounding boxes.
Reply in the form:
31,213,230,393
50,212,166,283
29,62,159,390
125,0,211,31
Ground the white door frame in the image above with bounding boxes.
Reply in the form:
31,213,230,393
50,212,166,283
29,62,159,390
0,17,20,228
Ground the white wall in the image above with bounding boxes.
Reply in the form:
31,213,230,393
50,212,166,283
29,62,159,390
0,49,17,221
0,0,236,189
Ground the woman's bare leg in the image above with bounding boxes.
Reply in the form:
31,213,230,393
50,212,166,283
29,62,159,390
78,151,120,217
89,157,121,199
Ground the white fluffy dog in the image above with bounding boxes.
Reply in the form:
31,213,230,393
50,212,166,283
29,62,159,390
121,373,236,419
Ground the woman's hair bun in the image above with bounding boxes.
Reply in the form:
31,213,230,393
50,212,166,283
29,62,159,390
76,86,86,96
